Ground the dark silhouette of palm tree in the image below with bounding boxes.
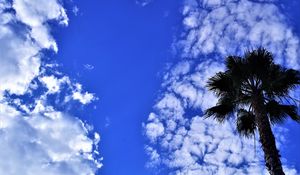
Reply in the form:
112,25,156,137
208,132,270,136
205,48,300,175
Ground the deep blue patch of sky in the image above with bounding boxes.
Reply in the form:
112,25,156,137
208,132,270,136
53,0,182,174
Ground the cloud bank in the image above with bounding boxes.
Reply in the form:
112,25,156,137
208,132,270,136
0,0,100,174
145,0,300,174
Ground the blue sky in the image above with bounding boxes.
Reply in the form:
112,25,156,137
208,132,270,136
0,0,300,175
55,0,181,174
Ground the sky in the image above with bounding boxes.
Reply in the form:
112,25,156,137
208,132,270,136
0,0,299,175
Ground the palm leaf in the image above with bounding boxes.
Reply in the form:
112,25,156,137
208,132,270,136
205,103,234,123
207,71,233,96
265,66,300,97
226,55,247,83
244,48,274,79
266,100,300,124
236,109,256,137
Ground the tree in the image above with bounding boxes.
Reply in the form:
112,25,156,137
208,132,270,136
205,48,300,175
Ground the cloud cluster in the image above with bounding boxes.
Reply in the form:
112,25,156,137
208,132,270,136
145,0,300,174
178,0,300,69
39,74,96,105
0,0,100,174
0,104,101,175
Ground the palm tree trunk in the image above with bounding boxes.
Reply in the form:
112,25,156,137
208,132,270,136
252,95,285,175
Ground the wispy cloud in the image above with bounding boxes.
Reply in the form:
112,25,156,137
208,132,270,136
135,0,153,7
144,0,300,174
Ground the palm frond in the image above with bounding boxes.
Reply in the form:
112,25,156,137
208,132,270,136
244,48,274,79
207,71,233,96
225,55,247,82
265,65,300,97
269,69,300,96
205,103,234,123
236,109,256,137
266,100,300,124
226,56,244,71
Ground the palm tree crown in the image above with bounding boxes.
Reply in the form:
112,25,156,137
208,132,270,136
205,48,300,175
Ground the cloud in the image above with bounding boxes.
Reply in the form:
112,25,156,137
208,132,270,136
145,0,300,174
84,64,95,70
71,83,96,105
13,0,68,51
40,75,96,105
0,0,68,96
178,0,300,69
135,0,153,7
40,75,67,94
0,0,101,174
73,6,80,16
0,104,102,175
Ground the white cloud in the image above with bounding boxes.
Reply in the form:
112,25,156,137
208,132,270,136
40,75,65,94
145,0,300,174
71,83,96,105
13,0,68,26
13,0,68,51
0,104,102,175
40,75,96,105
0,24,40,95
0,0,101,174
145,113,165,142
178,0,300,69
0,0,68,96
72,91,95,105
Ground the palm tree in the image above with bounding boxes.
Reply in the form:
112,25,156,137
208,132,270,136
205,48,300,175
